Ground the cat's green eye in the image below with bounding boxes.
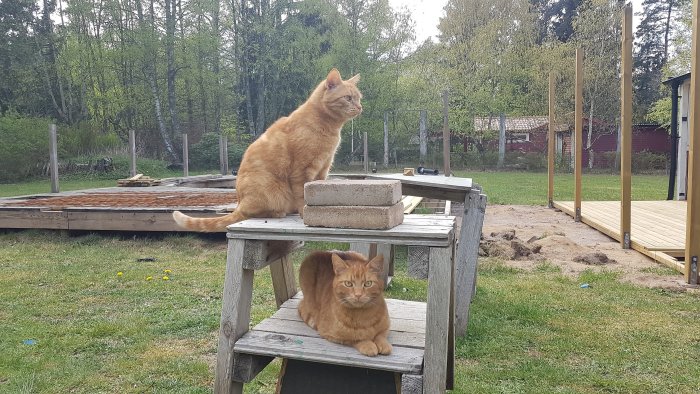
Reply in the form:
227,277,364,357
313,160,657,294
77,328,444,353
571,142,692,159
343,281,353,287
363,281,373,287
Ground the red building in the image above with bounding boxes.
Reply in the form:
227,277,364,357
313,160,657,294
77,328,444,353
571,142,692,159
472,116,670,168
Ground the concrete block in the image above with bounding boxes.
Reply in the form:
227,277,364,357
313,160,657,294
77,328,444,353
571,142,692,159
304,180,402,206
303,202,404,230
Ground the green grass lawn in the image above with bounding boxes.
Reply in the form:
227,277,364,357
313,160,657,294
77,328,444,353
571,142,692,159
1,171,697,393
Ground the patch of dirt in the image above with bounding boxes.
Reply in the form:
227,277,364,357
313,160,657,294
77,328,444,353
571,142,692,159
481,205,693,291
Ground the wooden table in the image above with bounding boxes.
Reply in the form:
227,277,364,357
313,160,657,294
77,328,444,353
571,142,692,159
337,173,487,333
215,215,462,394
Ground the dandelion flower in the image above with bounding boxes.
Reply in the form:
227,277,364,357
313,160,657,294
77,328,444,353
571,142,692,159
117,271,123,277
146,276,153,281
163,269,172,274
162,276,170,281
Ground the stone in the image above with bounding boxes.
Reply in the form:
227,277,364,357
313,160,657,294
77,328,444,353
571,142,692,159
304,180,402,206
302,202,404,230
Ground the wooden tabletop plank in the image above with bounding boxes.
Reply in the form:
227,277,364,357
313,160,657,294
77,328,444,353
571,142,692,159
227,216,455,247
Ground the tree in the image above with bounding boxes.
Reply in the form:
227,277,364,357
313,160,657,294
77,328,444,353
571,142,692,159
634,0,688,120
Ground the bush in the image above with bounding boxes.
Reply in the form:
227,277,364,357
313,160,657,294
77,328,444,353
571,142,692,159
189,133,250,171
0,115,52,181
632,151,667,173
0,115,123,182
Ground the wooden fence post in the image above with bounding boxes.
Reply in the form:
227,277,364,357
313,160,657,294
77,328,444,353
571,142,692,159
129,129,136,177
442,90,451,176
182,133,189,177
49,124,59,193
363,132,368,173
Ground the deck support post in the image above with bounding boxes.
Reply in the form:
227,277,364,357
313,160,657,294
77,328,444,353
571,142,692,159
574,48,583,222
686,0,700,284
620,6,633,249
548,73,555,208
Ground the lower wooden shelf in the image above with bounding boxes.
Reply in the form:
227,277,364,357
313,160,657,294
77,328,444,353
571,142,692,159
233,294,427,375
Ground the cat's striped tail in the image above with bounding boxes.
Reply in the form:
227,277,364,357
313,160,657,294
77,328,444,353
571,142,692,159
171,210,246,232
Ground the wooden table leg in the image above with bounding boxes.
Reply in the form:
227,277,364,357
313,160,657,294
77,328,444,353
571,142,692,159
215,239,255,394
270,255,297,308
423,245,453,394
454,189,487,336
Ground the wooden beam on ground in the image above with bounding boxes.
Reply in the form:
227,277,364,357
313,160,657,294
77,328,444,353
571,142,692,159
686,0,700,284
129,129,136,177
620,6,633,249
49,124,59,193
548,73,555,208
575,48,583,222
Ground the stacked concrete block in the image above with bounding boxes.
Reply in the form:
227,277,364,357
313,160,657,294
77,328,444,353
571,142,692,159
303,180,404,230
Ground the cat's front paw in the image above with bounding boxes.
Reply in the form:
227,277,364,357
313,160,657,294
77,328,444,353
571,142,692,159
354,340,378,357
375,338,392,355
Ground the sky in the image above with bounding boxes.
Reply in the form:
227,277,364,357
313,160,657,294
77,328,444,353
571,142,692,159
389,0,645,44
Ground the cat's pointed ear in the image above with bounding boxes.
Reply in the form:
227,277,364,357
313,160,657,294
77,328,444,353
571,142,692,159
331,253,349,274
347,74,360,85
368,254,384,274
326,68,342,90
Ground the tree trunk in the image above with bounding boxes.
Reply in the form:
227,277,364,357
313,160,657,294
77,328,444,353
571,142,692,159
164,0,180,145
137,0,178,161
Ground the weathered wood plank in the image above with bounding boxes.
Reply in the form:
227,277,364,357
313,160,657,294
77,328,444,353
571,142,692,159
269,256,298,307
242,240,303,270
231,353,273,383
0,209,68,229
402,374,423,394
233,331,424,374
227,216,455,247
423,245,453,393
215,239,255,394
252,318,425,349
268,306,426,333
455,190,487,335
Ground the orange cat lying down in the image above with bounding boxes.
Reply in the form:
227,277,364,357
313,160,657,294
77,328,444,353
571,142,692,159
172,69,362,232
298,251,392,357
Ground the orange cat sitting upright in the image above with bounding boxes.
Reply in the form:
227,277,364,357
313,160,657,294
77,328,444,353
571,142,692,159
298,251,392,357
172,69,362,232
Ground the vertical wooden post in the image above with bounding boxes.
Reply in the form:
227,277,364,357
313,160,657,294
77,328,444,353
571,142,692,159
498,114,506,169
49,124,59,193
548,73,555,208
620,6,633,249
685,0,700,284
182,133,189,177
442,90,451,176
383,111,389,168
419,110,428,164
574,48,583,222
220,134,229,175
363,131,368,173
129,129,136,177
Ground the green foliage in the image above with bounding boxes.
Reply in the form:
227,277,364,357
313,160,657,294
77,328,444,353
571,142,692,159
188,133,249,171
0,115,52,181
646,96,672,129
0,115,122,182
632,151,668,173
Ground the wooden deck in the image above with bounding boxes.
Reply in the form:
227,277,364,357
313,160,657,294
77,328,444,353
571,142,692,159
553,200,686,272
0,186,237,232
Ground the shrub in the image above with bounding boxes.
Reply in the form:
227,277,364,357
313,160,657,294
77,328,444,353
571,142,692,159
0,115,52,181
189,133,250,171
632,151,667,173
